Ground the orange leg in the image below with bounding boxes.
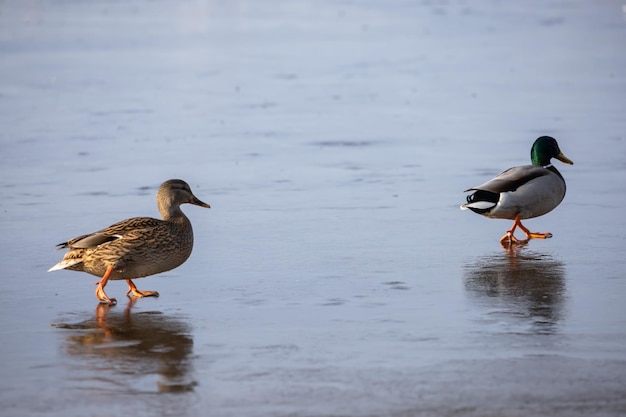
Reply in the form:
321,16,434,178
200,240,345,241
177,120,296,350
95,266,117,305
125,279,159,299
500,216,552,245
500,217,524,245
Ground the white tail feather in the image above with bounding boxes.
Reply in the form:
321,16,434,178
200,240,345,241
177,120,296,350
460,201,496,211
48,258,82,272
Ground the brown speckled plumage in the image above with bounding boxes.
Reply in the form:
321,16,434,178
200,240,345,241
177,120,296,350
48,179,210,304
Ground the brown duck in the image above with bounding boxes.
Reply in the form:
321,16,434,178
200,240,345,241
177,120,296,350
48,179,210,304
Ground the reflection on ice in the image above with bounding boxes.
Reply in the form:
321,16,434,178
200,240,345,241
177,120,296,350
53,300,195,394
463,247,566,334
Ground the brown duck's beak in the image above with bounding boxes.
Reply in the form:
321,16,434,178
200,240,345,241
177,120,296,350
191,196,211,208
556,152,574,165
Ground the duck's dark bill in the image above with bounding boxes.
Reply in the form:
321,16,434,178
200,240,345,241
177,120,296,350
192,197,211,208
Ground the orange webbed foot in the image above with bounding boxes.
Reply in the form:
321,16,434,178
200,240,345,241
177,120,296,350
499,231,529,247
500,216,553,246
526,231,553,239
516,221,553,240
95,284,117,305
125,279,160,299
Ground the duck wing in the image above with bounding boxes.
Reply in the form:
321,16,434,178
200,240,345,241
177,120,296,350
465,165,548,194
55,217,163,249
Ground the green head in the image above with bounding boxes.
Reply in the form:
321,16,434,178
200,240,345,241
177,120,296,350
531,136,574,166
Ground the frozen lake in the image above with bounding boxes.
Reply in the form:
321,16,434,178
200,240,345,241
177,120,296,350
1,1,625,416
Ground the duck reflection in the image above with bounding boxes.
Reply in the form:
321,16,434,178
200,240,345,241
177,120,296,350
463,246,566,334
53,299,195,393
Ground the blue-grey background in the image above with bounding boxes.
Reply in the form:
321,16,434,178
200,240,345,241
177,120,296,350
1,1,625,416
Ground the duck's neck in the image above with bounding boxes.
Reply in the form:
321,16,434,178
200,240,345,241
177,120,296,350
158,202,188,223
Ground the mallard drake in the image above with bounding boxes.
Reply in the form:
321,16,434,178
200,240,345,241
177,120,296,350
48,179,210,304
461,136,573,245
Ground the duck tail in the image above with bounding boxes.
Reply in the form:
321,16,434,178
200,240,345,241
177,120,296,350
48,258,82,272
461,190,498,214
